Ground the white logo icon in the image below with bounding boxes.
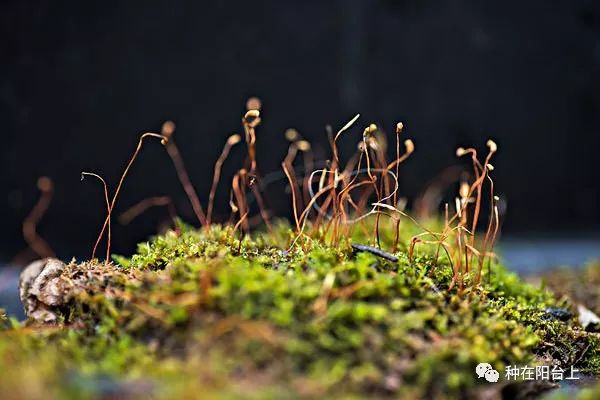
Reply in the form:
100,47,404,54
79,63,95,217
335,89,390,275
476,363,500,383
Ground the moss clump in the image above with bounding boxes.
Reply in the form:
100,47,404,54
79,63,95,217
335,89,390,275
534,261,600,379
0,221,598,399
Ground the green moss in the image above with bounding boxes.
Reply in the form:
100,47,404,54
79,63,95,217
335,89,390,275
1,221,598,399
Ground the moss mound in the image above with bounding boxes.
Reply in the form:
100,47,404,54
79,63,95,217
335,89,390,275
1,222,599,399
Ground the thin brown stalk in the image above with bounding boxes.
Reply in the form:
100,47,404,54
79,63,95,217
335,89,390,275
393,122,403,206
362,126,376,181
233,211,249,254
289,181,337,249
338,179,374,229
232,171,248,232
81,172,111,261
22,176,55,259
160,121,207,226
344,196,372,239
242,110,260,175
241,109,272,230
300,141,314,205
332,114,361,166
207,134,241,225
251,184,273,231
456,141,497,268
321,114,361,242
165,140,207,226
233,211,249,235
92,132,167,259
282,140,312,232
359,127,384,246
282,160,301,233
311,192,334,236
392,217,401,252
385,139,415,175
475,167,500,286
118,196,176,225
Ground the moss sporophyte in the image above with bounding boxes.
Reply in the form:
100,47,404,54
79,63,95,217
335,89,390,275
2,103,599,399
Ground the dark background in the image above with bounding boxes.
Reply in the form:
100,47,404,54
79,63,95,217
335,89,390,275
1,0,599,263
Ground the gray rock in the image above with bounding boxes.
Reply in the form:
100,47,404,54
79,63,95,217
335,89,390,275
19,258,69,323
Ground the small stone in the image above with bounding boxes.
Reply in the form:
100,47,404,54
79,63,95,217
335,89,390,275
29,258,67,306
542,307,572,321
18,259,46,307
19,258,69,324
577,304,600,331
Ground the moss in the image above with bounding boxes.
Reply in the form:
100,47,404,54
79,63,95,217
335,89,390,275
536,261,600,376
1,221,599,399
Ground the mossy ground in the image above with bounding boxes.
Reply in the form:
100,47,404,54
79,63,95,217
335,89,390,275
1,220,599,399
537,261,600,316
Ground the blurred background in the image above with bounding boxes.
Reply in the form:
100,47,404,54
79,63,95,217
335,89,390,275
1,0,599,274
